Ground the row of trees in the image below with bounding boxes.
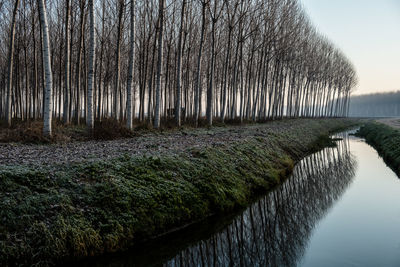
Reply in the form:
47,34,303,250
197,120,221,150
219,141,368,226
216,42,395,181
0,0,357,136
349,91,400,117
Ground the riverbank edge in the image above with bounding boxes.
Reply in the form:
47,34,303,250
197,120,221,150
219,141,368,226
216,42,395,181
0,119,358,266
356,122,400,175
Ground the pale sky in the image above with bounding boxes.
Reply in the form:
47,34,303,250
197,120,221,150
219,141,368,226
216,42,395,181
300,0,400,95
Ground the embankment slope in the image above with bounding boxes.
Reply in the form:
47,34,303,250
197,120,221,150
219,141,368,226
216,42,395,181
0,118,358,265
357,121,400,175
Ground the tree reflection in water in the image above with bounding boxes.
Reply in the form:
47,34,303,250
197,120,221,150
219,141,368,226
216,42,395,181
83,135,356,267
165,135,356,267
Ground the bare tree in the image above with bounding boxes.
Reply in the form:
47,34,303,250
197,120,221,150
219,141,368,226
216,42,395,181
153,0,165,129
126,0,135,129
175,0,186,127
194,0,208,127
206,0,223,126
5,0,20,126
0,0,358,131
63,0,71,124
114,0,125,121
86,0,95,130
37,0,52,136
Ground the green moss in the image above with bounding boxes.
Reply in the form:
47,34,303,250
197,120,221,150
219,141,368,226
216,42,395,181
356,122,400,174
0,119,358,265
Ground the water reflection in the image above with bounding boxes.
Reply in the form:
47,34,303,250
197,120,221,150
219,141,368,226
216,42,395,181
164,136,356,267
83,136,356,267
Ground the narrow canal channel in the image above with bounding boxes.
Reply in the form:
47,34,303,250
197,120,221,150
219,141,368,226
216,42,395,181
84,131,400,267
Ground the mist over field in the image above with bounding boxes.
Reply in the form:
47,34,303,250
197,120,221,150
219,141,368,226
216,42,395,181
349,91,400,117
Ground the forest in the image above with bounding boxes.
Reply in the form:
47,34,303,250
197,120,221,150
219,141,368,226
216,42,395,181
0,0,357,137
349,91,400,117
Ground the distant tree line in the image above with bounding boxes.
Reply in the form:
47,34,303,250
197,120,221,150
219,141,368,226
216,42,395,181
0,0,357,136
349,91,400,117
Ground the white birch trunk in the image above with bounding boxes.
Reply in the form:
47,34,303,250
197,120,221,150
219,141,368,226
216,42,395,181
154,0,165,129
38,0,53,137
87,0,96,129
126,0,135,130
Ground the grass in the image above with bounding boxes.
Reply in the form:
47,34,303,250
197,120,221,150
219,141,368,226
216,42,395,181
356,122,400,175
0,119,358,266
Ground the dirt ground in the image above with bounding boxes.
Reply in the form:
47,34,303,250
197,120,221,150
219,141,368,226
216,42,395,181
0,118,357,168
0,119,292,167
0,119,350,168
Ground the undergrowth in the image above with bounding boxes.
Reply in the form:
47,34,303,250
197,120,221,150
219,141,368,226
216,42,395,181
0,118,137,144
0,117,267,144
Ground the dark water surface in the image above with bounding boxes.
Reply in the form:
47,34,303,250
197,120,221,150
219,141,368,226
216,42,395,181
85,132,400,267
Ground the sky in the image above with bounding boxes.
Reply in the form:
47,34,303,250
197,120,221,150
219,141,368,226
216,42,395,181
300,0,400,95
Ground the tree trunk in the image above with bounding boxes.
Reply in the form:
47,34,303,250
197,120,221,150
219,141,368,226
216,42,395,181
154,0,165,129
126,0,135,129
194,2,207,127
220,27,232,123
75,1,86,124
114,0,125,121
37,0,53,137
63,0,70,124
175,0,186,127
87,0,96,130
6,0,20,126
206,19,216,126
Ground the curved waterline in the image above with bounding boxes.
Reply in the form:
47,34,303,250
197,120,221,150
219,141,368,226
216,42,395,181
84,133,358,266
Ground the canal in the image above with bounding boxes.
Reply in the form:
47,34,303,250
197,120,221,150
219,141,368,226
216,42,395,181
83,131,400,267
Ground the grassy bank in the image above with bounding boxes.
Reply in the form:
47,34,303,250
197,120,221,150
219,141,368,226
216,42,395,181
0,119,358,266
356,122,400,175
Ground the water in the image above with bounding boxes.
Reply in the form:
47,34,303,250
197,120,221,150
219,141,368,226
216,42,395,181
85,132,400,267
